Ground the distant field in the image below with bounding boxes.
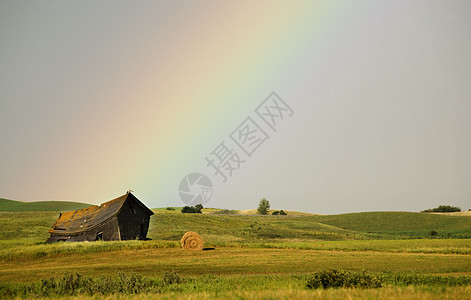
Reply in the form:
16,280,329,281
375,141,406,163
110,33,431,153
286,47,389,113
150,209,471,241
1,209,470,247
1,243,470,299
0,206,470,299
0,198,92,212
2,246,471,282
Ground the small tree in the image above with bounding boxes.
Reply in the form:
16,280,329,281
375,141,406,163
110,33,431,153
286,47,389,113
181,205,203,213
422,205,461,213
181,206,193,213
195,204,203,213
257,198,270,215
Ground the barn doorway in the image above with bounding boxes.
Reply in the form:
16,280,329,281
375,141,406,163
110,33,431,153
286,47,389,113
140,224,147,240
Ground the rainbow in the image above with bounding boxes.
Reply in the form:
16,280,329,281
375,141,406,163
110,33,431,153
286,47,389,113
103,1,356,207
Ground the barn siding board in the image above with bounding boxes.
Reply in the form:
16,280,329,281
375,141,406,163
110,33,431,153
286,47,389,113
46,193,153,243
116,199,151,240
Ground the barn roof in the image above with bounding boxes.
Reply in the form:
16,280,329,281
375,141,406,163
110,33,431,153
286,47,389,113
48,193,153,235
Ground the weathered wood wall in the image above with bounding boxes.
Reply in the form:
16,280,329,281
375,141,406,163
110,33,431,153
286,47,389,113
47,196,152,243
117,198,151,240
47,216,120,242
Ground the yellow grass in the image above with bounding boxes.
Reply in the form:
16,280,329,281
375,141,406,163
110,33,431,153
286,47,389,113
430,211,471,217
31,286,471,300
1,247,470,283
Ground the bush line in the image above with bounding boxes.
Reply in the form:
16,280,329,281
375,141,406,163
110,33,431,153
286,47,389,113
1,270,471,298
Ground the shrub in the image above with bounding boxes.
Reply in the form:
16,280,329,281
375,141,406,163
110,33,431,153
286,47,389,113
181,205,203,213
162,271,183,285
195,204,203,212
272,210,287,215
181,206,192,213
306,269,382,289
422,205,461,213
0,272,188,297
165,207,175,211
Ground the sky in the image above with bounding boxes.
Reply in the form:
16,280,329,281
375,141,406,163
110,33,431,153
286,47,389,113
1,0,470,214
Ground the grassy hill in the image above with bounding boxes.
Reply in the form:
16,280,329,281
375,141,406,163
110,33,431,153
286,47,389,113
0,207,469,245
0,207,470,300
0,198,92,212
309,211,471,238
148,209,471,242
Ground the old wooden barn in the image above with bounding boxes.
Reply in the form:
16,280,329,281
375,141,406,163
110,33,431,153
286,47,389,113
47,192,154,243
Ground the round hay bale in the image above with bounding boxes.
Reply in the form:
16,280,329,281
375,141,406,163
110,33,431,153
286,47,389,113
180,231,204,251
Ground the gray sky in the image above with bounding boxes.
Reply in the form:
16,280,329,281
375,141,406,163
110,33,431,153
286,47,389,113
1,1,470,213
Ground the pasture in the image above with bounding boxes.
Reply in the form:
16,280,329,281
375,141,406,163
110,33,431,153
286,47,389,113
0,207,470,299
0,198,91,212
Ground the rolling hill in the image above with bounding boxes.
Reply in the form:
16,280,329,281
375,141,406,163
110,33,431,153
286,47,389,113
1,203,470,242
149,209,471,241
0,198,92,212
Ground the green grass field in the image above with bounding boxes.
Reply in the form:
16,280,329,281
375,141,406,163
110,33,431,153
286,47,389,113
0,198,92,212
0,205,470,299
150,209,471,241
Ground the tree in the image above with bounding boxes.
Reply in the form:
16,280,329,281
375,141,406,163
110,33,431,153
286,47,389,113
181,205,203,213
195,204,203,213
257,198,270,215
422,205,461,213
181,206,193,213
